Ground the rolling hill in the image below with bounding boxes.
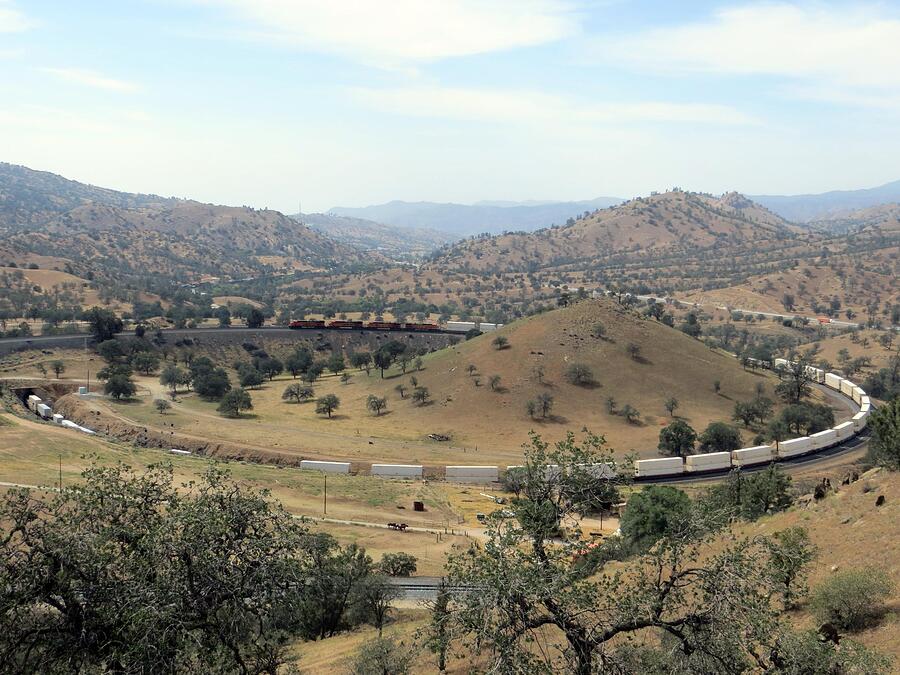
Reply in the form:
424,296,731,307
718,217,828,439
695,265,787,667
430,190,798,274
0,163,375,285
306,298,793,462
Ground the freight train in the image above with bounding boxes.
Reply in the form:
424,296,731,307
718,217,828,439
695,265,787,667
299,361,872,483
288,319,502,333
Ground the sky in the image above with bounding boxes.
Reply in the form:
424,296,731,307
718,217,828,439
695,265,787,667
1,0,899,212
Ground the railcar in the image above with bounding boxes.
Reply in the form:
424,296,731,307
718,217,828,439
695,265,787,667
288,320,326,329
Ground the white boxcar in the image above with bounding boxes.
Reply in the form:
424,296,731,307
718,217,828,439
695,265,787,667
732,445,775,467
446,321,477,333
36,403,52,419
685,452,732,473
833,421,855,441
371,464,423,478
445,466,499,483
852,411,868,432
778,436,813,458
300,460,351,474
825,373,842,390
635,457,684,477
809,429,838,450
840,379,855,398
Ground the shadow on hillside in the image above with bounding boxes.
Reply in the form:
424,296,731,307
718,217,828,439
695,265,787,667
631,355,653,366
532,414,569,425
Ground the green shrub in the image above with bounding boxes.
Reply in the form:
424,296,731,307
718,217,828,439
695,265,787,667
811,567,894,631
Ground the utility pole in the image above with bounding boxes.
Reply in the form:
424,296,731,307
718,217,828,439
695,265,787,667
323,472,327,515
58,455,62,492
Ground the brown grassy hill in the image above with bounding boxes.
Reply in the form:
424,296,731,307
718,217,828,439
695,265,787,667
4,201,372,282
0,162,173,231
316,299,794,461
432,191,798,274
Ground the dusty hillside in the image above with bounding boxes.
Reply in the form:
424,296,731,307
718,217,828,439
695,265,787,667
731,467,900,664
432,191,797,274
327,299,793,460
2,200,371,282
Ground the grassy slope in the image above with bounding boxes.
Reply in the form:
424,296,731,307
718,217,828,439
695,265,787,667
44,299,844,467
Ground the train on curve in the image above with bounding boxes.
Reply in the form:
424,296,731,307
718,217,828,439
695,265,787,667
288,319,502,333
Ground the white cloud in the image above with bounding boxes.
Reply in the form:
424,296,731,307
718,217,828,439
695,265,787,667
39,67,140,93
0,0,29,32
600,3,900,96
351,85,756,126
196,0,578,65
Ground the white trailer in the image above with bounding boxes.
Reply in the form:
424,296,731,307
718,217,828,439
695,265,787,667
635,457,684,477
52,413,64,424
732,445,775,467
777,436,813,458
833,421,855,441
840,379,855,398
685,452,732,473
446,321,477,333
445,466,499,483
809,429,838,450
300,460,351,474
371,464,423,479
825,373,842,390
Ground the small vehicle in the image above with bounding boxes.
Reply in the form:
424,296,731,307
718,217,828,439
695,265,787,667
387,522,408,531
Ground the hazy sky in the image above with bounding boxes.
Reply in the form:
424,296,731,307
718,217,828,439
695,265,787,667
2,1,899,212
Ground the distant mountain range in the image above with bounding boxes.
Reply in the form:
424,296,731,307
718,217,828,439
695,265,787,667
751,179,900,222
327,197,625,237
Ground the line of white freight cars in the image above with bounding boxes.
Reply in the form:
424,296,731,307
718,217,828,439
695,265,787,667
445,321,503,333
297,364,870,482
25,394,95,435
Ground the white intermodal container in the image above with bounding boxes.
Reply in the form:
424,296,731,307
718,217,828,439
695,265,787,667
685,452,732,473
833,421,855,441
852,411,868,432
852,387,864,405
840,379,855,398
777,436,813,458
36,403,52,419
371,464,423,478
446,321,477,333
300,460,351,474
445,466,499,483
478,322,498,332
635,457,684,477
825,373,842,390
27,395,42,412
732,445,775,467
52,413,64,424
774,358,789,369
809,428,838,450
860,395,870,408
